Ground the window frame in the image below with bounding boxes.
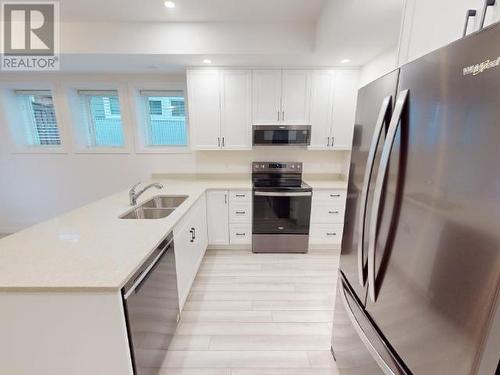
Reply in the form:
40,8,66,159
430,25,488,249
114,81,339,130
0,83,68,154
63,83,133,154
130,82,190,154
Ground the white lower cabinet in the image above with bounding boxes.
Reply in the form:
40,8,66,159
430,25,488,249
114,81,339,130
229,190,252,245
310,223,344,245
173,194,208,310
309,189,347,247
206,190,230,245
207,189,252,246
229,224,252,244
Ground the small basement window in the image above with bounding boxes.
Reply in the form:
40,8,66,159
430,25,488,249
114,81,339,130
78,90,125,147
140,90,187,147
15,90,61,147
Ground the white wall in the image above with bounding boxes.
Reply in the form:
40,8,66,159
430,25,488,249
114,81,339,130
359,48,398,87
0,73,350,232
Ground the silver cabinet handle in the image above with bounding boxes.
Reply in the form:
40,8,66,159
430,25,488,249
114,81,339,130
254,191,312,197
367,90,409,303
328,210,339,214
357,95,392,288
235,211,246,214
327,137,330,147
326,232,337,236
224,194,227,204
282,111,285,121
462,9,477,37
235,194,246,197
330,193,341,198
277,111,280,121
235,232,246,236
222,137,225,147
218,137,221,147
189,228,195,242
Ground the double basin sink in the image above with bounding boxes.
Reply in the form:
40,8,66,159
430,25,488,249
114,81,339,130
120,195,188,219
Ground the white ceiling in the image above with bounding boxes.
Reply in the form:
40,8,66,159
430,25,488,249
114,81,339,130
7,0,404,73
60,0,327,22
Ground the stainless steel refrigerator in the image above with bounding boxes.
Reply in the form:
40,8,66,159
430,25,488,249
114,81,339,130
331,22,500,375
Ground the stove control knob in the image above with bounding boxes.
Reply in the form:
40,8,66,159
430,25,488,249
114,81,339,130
291,165,295,169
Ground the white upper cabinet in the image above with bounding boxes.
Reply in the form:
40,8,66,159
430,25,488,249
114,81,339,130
187,70,221,150
398,0,499,65
252,70,282,125
252,69,311,125
331,70,359,150
220,70,252,150
188,68,359,151
308,70,336,150
281,70,311,124
187,69,252,150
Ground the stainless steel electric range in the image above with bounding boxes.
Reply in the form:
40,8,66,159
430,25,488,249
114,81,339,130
252,162,312,253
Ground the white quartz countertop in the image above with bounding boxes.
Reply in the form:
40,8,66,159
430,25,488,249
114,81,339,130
0,174,346,292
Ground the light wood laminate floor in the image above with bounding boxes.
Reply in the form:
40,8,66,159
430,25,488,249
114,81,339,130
161,248,341,375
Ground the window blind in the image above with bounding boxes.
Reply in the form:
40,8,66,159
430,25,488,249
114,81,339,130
16,91,61,146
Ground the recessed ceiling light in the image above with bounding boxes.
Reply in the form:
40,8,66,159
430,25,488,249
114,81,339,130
164,1,176,8
203,59,212,64
341,58,350,64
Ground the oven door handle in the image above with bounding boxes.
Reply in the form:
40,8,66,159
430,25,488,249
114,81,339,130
254,191,312,197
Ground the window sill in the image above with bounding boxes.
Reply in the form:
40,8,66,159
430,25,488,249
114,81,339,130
72,146,132,154
11,146,68,154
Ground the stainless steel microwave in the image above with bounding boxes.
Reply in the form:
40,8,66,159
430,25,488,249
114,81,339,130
253,125,311,146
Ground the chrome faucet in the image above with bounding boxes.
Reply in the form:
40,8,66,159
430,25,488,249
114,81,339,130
129,182,163,206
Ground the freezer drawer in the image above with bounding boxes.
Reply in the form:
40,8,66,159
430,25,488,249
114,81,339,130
332,273,408,375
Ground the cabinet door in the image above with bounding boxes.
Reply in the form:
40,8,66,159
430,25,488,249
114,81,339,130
308,70,335,150
281,70,311,124
252,70,282,125
174,216,195,309
331,70,359,150
193,194,208,255
187,70,221,150
206,190,229,245
398,0,499,65
220,70,252,150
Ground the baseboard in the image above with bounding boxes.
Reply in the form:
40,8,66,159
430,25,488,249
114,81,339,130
207,243,340,251
207,244,252,251
308,243,341,251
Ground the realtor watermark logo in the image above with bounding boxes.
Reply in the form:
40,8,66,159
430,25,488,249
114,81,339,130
1,1,60,71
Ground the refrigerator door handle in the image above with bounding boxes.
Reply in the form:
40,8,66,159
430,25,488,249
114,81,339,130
339,279,396,375
367,89,409,302
357,95,393,287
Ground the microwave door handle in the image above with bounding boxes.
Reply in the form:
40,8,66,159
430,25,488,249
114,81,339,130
367,89,409,303
357,96,392,288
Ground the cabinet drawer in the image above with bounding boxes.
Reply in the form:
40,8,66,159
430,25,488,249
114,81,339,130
230,224,252,244
311,204,345,224
310,224,343,244
229,190,252,202
313,189,346,203
229,202,252,223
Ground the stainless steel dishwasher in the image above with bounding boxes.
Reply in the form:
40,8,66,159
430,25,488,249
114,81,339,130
122,232,179,375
